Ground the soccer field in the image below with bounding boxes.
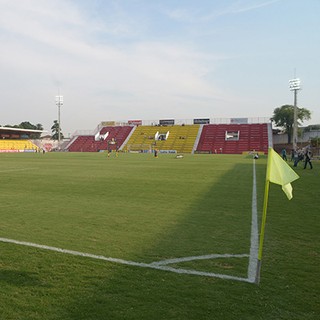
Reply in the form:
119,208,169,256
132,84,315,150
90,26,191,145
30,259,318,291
0,152,318,319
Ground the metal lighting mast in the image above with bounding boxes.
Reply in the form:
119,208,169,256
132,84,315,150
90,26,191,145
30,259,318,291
289,78,301,150
55,95,63,148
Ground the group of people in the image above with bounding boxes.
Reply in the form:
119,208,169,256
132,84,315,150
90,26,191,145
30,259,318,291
281,147,313,169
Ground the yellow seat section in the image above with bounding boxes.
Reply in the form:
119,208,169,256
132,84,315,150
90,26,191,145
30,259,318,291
124,125,199,153
170,125,199,153
125,126,159,151
0,139,39,151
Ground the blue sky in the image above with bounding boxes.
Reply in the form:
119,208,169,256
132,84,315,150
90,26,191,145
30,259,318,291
0,0,319,134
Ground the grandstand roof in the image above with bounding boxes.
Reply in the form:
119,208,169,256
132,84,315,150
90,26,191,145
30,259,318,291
0,126,45,133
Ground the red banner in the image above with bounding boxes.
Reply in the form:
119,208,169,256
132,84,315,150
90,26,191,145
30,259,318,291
128,120,142,125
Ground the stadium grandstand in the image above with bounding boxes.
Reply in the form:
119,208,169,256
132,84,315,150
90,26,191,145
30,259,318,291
66,117,272,154
0,127,44,153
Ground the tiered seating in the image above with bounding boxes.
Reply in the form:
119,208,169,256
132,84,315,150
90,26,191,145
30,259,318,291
169,125,199,153
124,125,200,153
248,123,269,153
68,136,97,152
67,122,269,154
237,124,250,152
125,126,159,150
68,126,133,152
196,123,269,154
196,124,224,153
0,139,39,152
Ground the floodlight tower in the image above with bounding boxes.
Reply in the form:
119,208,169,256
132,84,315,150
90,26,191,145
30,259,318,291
55,95,63,148
289,78,301,151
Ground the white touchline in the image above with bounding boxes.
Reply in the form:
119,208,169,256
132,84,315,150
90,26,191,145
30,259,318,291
0,237,150,268
247,159,259,282
0,237,251,283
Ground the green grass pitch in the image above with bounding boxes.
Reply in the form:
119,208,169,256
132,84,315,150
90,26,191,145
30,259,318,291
0,152,318,319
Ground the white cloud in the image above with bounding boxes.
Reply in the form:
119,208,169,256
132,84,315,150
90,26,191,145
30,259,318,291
1,1,224,94
165,0,281,23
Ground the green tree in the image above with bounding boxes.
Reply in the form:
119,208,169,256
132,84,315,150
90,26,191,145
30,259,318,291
19,121,43,139
4,124,20,128
303,124,320,132
271,105,311,144
18,121,36,130
310,137,320,148
32,123,44,139
51,120,64,140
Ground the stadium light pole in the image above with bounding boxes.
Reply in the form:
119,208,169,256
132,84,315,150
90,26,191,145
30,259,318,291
289,78,301,151
55,95,63,148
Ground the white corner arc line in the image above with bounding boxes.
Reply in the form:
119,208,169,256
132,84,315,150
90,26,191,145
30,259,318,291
150,253,249,266
0,237,253,283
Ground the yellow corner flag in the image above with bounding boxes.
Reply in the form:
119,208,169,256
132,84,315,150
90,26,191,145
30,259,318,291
268,148,299,200
256,147,299,284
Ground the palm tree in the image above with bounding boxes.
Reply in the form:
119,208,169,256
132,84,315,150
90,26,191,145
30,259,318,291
51,120,64,140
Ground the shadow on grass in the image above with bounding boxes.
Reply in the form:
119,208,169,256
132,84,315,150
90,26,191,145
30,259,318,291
0,269,48,288
59,158,266,319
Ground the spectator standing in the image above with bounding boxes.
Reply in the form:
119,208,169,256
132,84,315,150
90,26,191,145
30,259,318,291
304,149,313,169
281,148,287,161
293,149,299,167
290,149,295,161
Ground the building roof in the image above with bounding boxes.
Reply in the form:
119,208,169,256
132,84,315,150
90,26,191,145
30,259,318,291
0,126,46,133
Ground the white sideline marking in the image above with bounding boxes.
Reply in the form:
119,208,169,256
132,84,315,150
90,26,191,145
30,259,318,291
0,237,150,268
0,237,252,283
247,159,259,282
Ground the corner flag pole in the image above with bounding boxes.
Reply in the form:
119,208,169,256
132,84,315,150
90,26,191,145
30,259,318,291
255,148,272,284
255,147,299,284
